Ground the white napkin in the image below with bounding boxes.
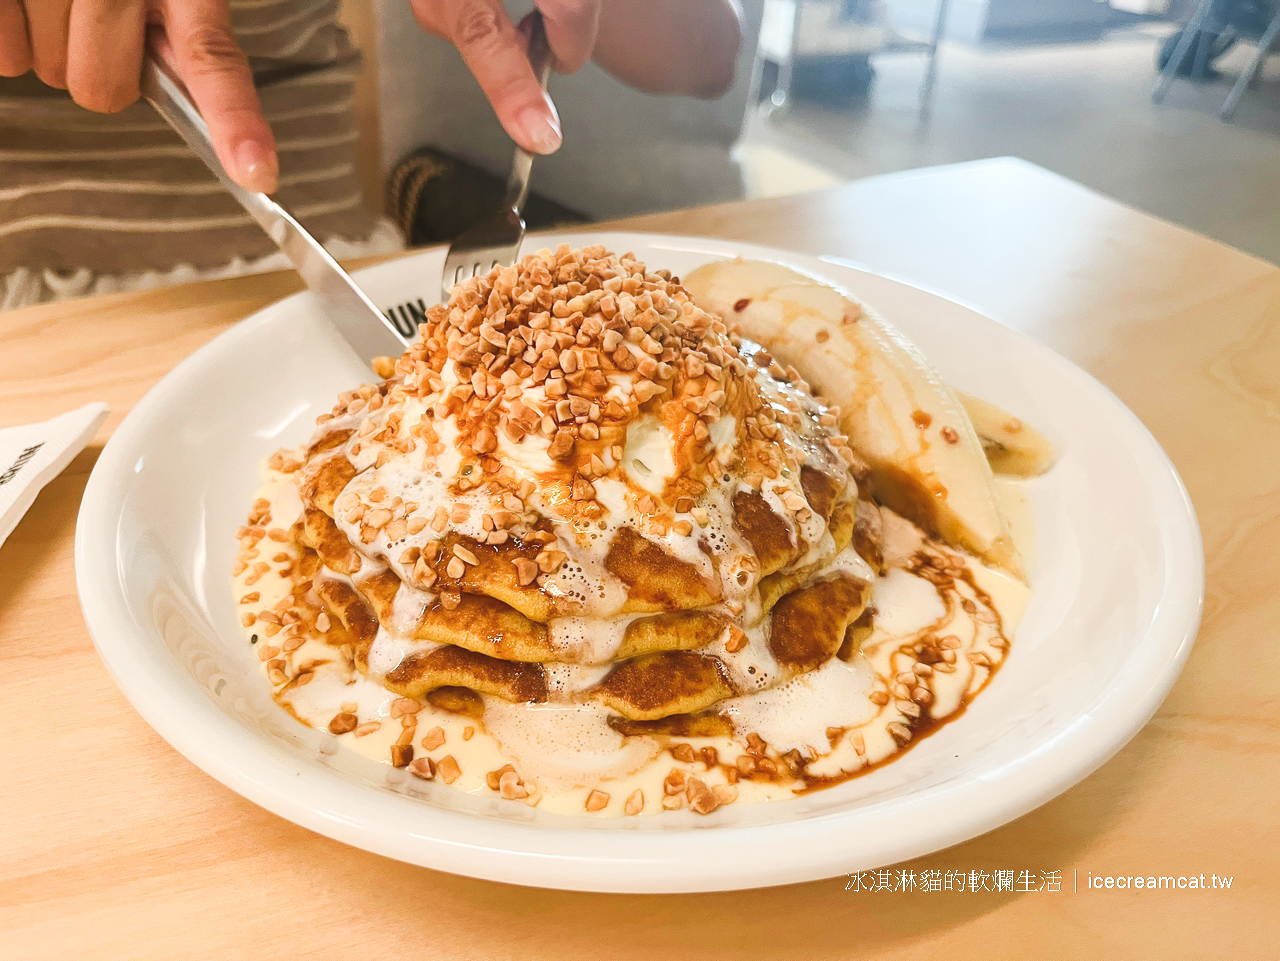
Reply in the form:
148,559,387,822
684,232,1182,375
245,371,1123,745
0,402,110,548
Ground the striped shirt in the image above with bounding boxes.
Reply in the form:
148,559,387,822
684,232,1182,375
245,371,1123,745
0,0,400,310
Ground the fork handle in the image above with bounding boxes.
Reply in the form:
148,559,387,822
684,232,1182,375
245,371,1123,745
503,11,555,215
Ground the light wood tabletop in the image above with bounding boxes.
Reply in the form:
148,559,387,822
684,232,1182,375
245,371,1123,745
2,158,1276,960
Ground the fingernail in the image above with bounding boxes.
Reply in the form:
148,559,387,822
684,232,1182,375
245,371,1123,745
235,139,279,194
517,98,561,154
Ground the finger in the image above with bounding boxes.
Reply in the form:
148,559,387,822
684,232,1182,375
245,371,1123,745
160,0,277,192
0,0,33,77
23,0,72,88
414,0,561,155
66,0,145,112
535,0,599,73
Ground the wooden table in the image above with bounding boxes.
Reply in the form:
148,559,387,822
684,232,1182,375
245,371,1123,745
2,158,1276,959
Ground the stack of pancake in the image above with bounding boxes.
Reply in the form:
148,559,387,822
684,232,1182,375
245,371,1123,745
287,245,881,735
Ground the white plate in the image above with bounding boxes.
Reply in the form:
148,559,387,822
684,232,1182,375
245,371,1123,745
76,231,1203,893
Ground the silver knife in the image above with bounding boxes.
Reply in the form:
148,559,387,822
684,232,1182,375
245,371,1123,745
140,52,409,366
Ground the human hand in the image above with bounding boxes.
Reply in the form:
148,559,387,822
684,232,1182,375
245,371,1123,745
408,0,602,155
0,0,278,193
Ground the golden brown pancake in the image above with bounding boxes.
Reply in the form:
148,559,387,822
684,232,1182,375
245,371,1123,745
769,575,871,672
426,532,556,621
313,577,378,658
838,608,875,661
799,463,841,521
362,581,728,664
593,651,736,721
613,611,727,660
732,488,798,577
298,453,357,517
854,499,884,574
301,508,364,575
608,711,734,738
603,527,718,612
307,428,354,458
375,587,553,661
384,645,550,703
756,498,857,616
425,686,484,717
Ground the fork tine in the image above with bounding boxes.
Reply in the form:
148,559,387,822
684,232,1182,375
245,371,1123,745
441,12,548,302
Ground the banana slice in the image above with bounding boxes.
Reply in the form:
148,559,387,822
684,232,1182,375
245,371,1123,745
958,393,1055,478
684,258,1026,580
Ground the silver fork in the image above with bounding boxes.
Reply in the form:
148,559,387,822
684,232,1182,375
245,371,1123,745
441,12,555,302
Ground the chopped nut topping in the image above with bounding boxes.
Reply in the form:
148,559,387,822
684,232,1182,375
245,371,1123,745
390,697,422,719
328,712,358,735
486,764,517,791
887,722,913,743
420,726,446,751
437,755,462,784
514,557,539,586
499,770,529,800
408,757,436,780
390,744,414,768
585,789,610,812
685,777,720,815
712,784,738,805
326,245,851,538
663,768,687,796
671,743,696,764
535,549,566,574
365,508,392,529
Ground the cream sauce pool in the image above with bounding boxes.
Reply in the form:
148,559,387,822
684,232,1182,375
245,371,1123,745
234,459,1031,818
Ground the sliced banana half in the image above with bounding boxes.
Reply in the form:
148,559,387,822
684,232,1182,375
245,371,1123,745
684,258,1049,581
958,392,1056,478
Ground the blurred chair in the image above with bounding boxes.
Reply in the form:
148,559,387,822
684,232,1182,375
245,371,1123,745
1222,2,1280,117
753,0,950,114
1153,0,1280,120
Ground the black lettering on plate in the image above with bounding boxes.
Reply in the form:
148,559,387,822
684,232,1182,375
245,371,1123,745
383,298,431,338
